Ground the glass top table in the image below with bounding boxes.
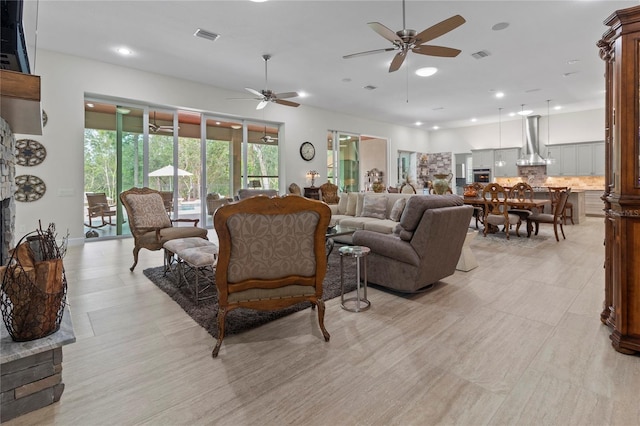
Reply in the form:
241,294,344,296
325,224,360,258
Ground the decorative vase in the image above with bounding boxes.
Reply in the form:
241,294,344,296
432,173,453,195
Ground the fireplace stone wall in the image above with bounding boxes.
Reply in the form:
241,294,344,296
1,116,16,265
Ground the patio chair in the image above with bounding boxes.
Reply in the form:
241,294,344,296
85,192,117,228
212,194,331,357
120,187,208,271
159,191,174,213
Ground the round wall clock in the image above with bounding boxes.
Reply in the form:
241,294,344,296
300,141,315,161
16,139,47,166
14,175,46,202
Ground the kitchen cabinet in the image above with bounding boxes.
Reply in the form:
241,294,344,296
576,142,605,176
599,5,640,355
493,148,520,177
471,150,494,169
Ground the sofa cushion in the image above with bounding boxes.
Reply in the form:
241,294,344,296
345,192,358,216
363,219,398,234
337,192,348,215
389,197,407,222
361,195,387,219
355,193,365,217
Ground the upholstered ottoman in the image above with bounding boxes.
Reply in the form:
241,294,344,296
163,238,219,303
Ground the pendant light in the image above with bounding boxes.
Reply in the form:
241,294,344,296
495,107,506,167
545,99,556,165
516,104,530,166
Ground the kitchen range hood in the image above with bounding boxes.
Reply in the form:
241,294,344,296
516,115,548,166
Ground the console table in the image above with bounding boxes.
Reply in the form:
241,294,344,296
304,186,320,200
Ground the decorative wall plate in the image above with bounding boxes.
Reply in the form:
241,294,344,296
42,110,48,127
16,139,47,166
14,175,46,202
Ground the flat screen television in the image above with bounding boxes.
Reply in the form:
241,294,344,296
1,0,30,73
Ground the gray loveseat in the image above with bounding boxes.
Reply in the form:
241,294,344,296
352,195,473,293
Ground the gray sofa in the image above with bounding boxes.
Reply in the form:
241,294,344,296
352,195,473,293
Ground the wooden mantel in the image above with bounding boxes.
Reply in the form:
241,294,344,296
0,69,42,135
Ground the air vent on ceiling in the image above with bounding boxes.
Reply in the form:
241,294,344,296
194,28,220,42
471,50,491,59
363,85,377,91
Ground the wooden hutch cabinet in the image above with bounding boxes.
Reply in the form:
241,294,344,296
598,5,640,355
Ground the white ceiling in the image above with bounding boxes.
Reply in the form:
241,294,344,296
21,0,637,129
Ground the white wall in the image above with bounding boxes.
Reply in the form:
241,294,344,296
13,50,430,241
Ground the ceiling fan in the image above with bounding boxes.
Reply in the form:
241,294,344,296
149,111,176,133
343,0,466,73
260,125,278,143
232,54,300,110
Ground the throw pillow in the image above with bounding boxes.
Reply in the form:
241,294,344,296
361,195,388,219
126,193,172,230
337,192,348,215
345,192,358,216
389,197,407,222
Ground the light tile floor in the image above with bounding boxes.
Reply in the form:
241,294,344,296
5,217,640,425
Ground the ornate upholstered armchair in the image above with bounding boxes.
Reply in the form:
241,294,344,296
85,192,117,228
288,182,302,196
212,195,331,357
319,181,339,204
120,187,208,271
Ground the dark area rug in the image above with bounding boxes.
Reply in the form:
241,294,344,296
143,247,358,338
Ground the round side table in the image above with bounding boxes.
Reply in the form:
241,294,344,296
339,245,371,312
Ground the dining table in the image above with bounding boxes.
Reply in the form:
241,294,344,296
462,196,551,235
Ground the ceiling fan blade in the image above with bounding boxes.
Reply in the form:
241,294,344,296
414,14,466,45
256,100,269,110
343,47,396,59
389,50,407,73
274,99,300,108
274,91,299,99
245,87,264,97
368,22,402,44
412,45,461,58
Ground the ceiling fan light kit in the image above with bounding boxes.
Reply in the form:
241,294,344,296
343,0,465,72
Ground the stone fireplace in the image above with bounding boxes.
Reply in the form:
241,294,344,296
0,116,16,265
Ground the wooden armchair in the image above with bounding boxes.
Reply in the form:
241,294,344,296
482,183,521,239
85,192,117,228
212,195,331,357
120,187,208,271
319,181,340,204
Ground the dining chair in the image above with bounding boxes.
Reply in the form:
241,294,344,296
548,186,574,224
400,182,417,194
463,183,484,229
481,183,521,239
508,182,535,221
527,188,571,241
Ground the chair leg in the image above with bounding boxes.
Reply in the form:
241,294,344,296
553,222,560,242
534,222,540,236
316,299,330,342
515,221,521,237
130,247,140,271
526,220,533,237
212,307,228,358
560,222,566,240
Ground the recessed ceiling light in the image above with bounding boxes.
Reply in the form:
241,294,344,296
415,67,438,77
492,22,509,31
215,121,221,125
471,118,477,122
116,47,132,55
297,91,308,98
495,92,504,98
415,121,423,126
517,110,533,116
554,105,562,110
432,125,439,130
250,0,268,2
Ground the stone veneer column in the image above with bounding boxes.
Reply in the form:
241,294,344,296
0,116,16,264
